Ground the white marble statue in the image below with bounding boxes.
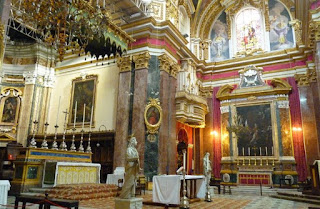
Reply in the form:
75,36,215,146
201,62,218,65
119,136,140,199
203,152,212,183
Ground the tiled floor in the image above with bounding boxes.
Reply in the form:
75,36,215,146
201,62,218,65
4,188,320,209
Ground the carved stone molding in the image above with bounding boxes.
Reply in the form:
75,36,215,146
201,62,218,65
277,101,289,109
308,20,320,48
117,56,131,72
158,54,173,74
199,86,213,98
133,52,151,70
23,71,38,85
220,106,230,114
166,0,179,27
178,0,193,18
0,20,4,68
295,68,317,86
171,63,180,78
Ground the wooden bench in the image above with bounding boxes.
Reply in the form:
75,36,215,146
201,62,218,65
15,194,79,209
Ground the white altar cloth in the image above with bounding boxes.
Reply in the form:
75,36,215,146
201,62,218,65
0,180,10,209
152,175,205,205
106,174,124,185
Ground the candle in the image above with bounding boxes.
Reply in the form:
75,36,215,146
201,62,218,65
46,93,51,122
55,96,61,125
242,147,244,156
260,147,262,156
89,106,93,132
248,147,250,156
183,149,186,169
82,103,86,129
265,147,268,156
272,146,274,155
73,101,77,128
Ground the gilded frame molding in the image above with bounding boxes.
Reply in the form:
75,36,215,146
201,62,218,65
144,98,162,135
0,87,23,126
68,74,98,128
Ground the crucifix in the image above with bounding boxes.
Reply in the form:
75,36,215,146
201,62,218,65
59,109,69,151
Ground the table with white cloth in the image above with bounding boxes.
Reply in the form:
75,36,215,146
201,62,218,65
152,175,205,205
106,174,124,186
0,180,10,209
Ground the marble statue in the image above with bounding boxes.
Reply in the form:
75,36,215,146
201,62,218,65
119,136,140,199
203,152,212,182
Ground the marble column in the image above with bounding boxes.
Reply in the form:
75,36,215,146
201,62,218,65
131,52,150,170
167,64,178,174
299,84,320,174
114,56,132,169
202,96,214,173
158,54,172,175
16,72,37,146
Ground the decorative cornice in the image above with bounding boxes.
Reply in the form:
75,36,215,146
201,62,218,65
117,56,132,72
199,86,213,98
158,54,173,74
294,68,317,86
23,71,38,85
133,52,151,70
178,0,195,18
289,19,303,46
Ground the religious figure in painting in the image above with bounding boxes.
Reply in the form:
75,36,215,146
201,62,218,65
269,2,293,50
147,107,159,125
119,136,141,199
203,152,212,183
211,20,229,61
2,97,17,123
242,23,257,49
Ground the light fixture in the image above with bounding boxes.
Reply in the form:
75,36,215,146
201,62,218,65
10,0,134,61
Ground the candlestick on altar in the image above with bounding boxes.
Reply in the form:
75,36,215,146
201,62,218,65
242,147,244,156
59,109,68,151
248,158,251,166
183,149,186,169
260,158,262,166
52,97,61,150
29,120,39,148
272,159,275,166
260,147,262,156
242,158,245,165
180,149,189,208
86,106,93,153
266,158,269,166
265,147,268,156
248,147,250,156
70,102,77,151
254,157,256,166
78,103,86,152
41,122,49,149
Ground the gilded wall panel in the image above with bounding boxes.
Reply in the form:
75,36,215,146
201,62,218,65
221,112,230,157
279,108,293,156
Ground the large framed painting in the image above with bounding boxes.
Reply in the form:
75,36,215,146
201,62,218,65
0,96,20,125
235,104,273,156
68,75,97,127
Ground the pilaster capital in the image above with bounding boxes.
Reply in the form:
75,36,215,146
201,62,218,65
158,54,173,74
277,101,289,109
294,68,317,86
171,63,180,78
23,71,38,84
133,52,151,70
43,70,55,88
289,19,303,45
220,106,229,114
117,56,132,72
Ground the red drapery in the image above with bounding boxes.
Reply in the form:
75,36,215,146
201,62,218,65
213,87,222,178
287,77,307,181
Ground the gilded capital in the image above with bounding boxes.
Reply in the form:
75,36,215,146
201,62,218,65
289,19,303,45
294,68,317,86
158,54,173,74
133,52,151,70
117,56,132,72
171,63,180,78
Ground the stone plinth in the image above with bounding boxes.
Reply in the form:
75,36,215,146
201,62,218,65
115,198,143,209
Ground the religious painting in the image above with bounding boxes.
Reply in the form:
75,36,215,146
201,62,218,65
144,98,162,135
235,8,264,54
269,0,294,51
0,94,21,125
210,11,229,62
235,104,273,156
68,75,97,127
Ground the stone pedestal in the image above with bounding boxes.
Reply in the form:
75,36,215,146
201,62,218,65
115,198,143,209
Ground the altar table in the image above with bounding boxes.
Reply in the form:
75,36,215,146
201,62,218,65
106,174,124,186
152,175,205,205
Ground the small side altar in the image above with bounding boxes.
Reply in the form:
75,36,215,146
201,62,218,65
11,147,93,194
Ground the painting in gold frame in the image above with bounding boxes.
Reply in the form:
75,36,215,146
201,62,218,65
68,75,97,127
144,98,162,135
0,96,21,125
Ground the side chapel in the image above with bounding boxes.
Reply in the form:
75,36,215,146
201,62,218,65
0,0,319,191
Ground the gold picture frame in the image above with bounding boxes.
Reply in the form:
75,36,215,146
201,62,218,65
0,87,22,126
68,75,97,128
144,98,162,135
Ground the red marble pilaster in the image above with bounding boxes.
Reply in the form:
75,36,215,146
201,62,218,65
203,98,214,174
114,71,131,169
168,75,177,174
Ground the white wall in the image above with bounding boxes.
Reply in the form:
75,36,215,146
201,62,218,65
47,63,119,134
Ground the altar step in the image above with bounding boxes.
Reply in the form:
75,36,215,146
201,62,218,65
230,186,294,196
270,192,320,205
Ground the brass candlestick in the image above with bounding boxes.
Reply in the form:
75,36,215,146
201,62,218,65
51,125,59,150
29,120,38,148
41,122,49,149
85,131,92,153
78,129,84,152
70,127,77,151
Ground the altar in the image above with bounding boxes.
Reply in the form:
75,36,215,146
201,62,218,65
152,175,205,205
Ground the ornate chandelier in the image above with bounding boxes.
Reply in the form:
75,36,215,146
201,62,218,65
10,0,134,61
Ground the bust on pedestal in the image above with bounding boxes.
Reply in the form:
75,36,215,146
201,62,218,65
115,135,143,209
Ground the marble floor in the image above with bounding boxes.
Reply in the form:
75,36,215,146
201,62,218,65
3,187,320,209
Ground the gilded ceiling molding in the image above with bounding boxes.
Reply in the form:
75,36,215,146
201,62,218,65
295,68,317,86
158,54,173,74
166,0,179,28
178,0,194,18
133,52,151,70
117,56,132,72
